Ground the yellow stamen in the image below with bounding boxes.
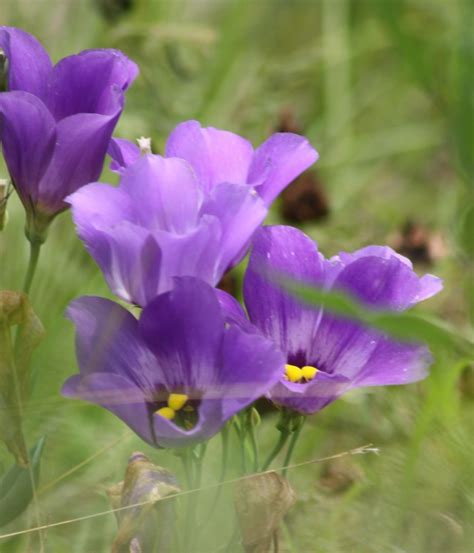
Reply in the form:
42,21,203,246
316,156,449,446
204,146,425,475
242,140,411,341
285,364,303,383
301,365,318,381
156,406,176,420
168,393,188,411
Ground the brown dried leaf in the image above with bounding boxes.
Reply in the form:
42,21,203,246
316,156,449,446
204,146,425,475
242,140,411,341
235,471,297,553
319,457,364,494
109,452,180,553
0,292,45,465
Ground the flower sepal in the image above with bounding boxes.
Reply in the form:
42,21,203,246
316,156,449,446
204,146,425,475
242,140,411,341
24,208,54,245
275,408,305,436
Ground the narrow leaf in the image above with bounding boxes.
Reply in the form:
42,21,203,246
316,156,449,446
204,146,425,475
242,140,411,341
0,436,45,527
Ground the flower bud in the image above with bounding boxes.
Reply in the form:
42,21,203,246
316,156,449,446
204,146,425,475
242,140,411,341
249,406,261,427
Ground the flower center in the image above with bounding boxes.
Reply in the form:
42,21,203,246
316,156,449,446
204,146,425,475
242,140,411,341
156,393,189,420
284,364,318,383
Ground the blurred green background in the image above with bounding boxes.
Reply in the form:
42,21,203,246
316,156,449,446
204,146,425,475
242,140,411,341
0,0,473,551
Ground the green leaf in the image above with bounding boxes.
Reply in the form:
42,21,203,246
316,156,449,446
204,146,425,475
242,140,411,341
281,278,474,359
0,436,45,527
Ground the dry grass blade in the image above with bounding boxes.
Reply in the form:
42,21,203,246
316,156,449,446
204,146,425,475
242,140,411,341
0,444,378,541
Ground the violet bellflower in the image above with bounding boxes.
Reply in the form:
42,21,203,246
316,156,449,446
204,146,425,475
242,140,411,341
108,120,319,208
0,27,138,242
220,225,443,415
62,277,284,448
67,123,318,306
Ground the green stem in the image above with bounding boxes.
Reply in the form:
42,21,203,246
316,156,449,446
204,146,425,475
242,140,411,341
219,424,230,482
224,527,240,553
23,240,42,295
179,449,193,490
261,428,290,471
234,417,248,474
282,418,305,477
197,426,230,539
247,413,259,472
183,444,207,551
194,442,207,490
181,449,196,551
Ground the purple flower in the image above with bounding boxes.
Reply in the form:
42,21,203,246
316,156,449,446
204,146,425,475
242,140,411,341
62,278,284,448
109,119,318,207
67,154,268,306
70,121,317,305
223,225,443,415
0,27,137,240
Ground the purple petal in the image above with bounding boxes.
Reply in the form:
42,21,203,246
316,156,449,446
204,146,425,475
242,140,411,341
151,397,225,448
331,255,423,311
335,245,414,268
68,185,162,305
248,133,318,205
63,372,154,445
139,278,225,391
0,27,52,100
150,218,222,295
244,225,325,363
268,372,350,415
47,49,138,120
414,274,443,304
311,255,425,380
37,110,122,215
165,120,254,193
85,223,161,306
68,179,223,305
119,155,203,233
67,182,154,304
65,296,154,381
67,182,134,227
354,338,431,387
334,246,443,306
108,137,140,174
218,325,285,417
0,91,56,209
215,290,256,333
200,182,267,272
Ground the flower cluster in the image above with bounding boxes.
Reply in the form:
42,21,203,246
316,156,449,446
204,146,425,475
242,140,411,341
0,28,443,451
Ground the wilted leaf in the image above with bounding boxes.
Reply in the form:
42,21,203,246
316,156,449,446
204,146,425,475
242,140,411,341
0,291,45,401
108,451,180,553
319,457,364,494
0,436,45,527
235,471,297,553
0,292,45,464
